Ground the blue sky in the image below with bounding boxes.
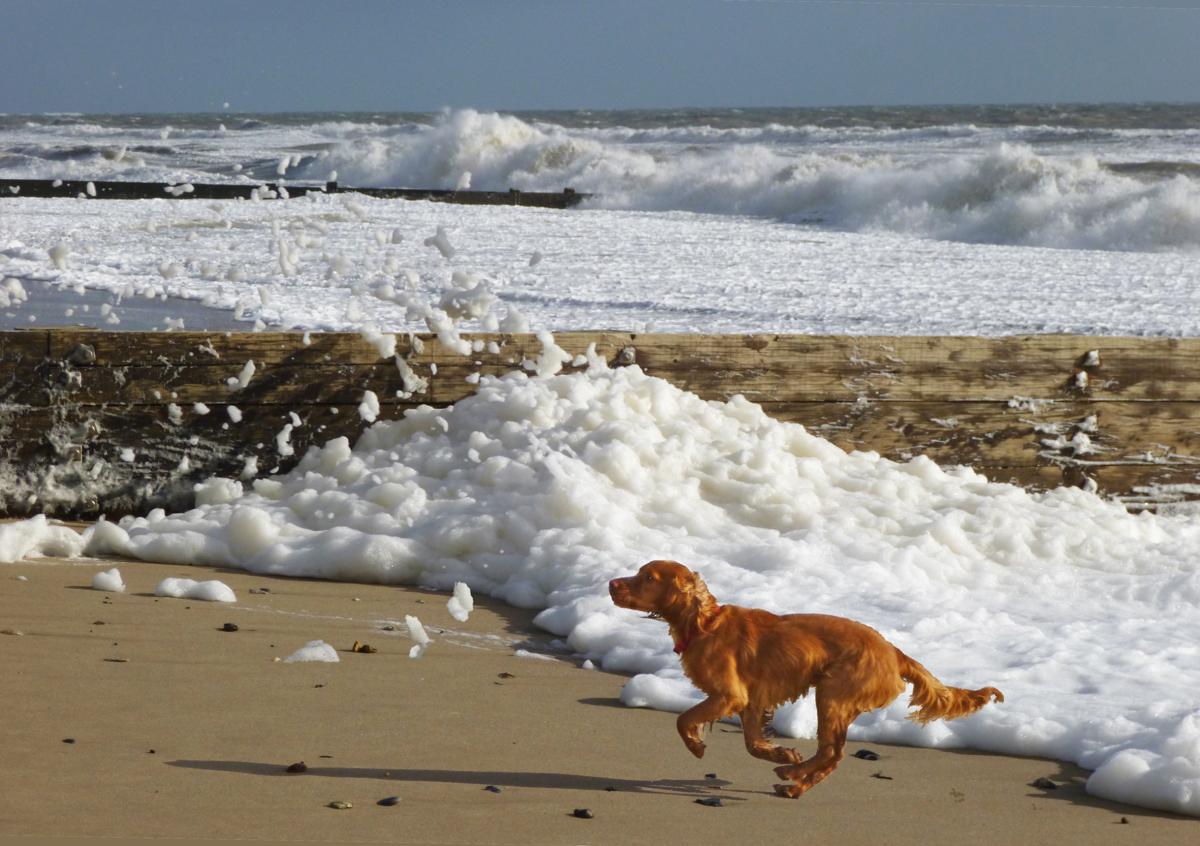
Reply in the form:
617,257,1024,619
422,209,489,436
2,0,1198,113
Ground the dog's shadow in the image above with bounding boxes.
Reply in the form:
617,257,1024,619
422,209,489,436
168,759,739,800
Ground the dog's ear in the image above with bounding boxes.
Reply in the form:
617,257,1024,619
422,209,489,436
673,567,705,598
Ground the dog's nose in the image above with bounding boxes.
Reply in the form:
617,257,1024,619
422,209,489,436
608,578,622,592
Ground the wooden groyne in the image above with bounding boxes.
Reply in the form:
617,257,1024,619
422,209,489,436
0,178,586,209
2,330,1199,518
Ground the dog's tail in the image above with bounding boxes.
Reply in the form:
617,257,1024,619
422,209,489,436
896,649,1004,724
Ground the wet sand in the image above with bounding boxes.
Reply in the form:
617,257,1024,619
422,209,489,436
1,555,1193,845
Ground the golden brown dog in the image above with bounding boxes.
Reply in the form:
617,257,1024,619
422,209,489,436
609,559,1004,798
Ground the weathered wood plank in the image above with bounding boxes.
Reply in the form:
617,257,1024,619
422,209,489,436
0,331,48,363
760,400,1200,470
9,329,1200,516
0,178,588,207
44,331,1200,401
46,329,388,367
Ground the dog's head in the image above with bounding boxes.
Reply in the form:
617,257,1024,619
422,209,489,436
609,560,713,619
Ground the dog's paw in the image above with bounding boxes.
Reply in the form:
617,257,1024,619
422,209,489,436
773,783,802,799
773,747,804,765
773,763,800,780
684,737,707,759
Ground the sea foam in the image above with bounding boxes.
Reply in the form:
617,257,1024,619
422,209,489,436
79,361,1200,816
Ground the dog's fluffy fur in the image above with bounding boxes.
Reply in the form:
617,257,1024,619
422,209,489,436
609,559,1004,798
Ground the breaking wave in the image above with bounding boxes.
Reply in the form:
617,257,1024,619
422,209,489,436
305,109,1200,253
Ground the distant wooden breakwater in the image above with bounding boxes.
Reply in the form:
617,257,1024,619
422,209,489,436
2,330,1199,518
0,178,586,209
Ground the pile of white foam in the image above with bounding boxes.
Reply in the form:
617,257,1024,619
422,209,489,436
65,357,1200,816
0,515,85,563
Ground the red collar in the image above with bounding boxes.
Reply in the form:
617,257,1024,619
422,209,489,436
673,606,723,655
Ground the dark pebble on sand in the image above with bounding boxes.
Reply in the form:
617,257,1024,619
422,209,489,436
378,796,401,806
1120,817,1129,824
93,620,106,625
853,749,880,761
484,785,501,793
705,772,717,779
1031,777,1058,790
498,672,515,679
604,786,617,792
695,797,723,807
221,623,239,632
572,808,594,819
382,625,395,631
148,749,156,754
871,772,894,780
62,738,75,744
285,761,308,773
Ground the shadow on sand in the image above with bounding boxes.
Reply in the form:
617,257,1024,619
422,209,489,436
168,759,739,800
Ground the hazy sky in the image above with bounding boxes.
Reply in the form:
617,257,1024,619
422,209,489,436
3,0,1198,113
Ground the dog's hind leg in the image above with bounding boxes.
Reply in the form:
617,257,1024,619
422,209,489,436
741,708,803,765
772,687,856,798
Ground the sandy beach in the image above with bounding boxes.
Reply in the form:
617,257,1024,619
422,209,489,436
1,554,1193,846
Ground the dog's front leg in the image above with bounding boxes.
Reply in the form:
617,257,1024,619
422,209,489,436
677,697,733,759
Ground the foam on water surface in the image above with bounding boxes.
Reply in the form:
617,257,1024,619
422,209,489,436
73,362,1200,816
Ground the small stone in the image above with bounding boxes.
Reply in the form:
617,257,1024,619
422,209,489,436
1,629,24,637
352,597,360,602
572,808,594,819
483,785,501,793
378,796,401,806
148,749,156,754
15,575,28,582
695,797,723,807
1120,817,1129,824
853,749,880,761
1031,777,1058,790
66,343,97,365
381,625,395,631
704,772,717,779
351,641,377,654
93,620,106,625
604,786,617,792
62,738,75,744
328,800,352,810
319,754,333,758
104,657,128,663
498,672,515,679
871,772,894,781
221,623,239,632
314,684,325,688
286,761,308,773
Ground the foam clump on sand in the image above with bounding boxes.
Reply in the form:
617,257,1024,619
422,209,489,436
405,615,431,658
283,640,339,663
447,582,473,622
91,567,125,593
0,516,85,564
81,361,1200,816
155,577,237,603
